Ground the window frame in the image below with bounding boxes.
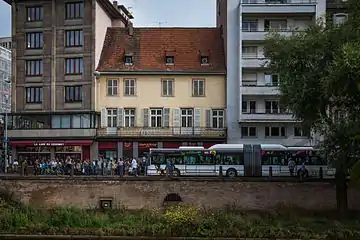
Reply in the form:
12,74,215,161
333,13,348,25
26,6,44,22
242,46,258,59
242,100,256,113
65,58,83,75
124,108,135,127
107,108,117,128
211,109,224,129
192,79,205,97
65,1,84,20
150,108,163,128
65,29,84,47
242,19,258,32
161,79,174,97
200,56,209,65
26,32,43,49
124,55,133,65
294,126,310,137
107,79,118,96
64,85,82,103
265,126,286,137
25,59,43,76
25,87,43,104
124,78,136,96
181,108,193,128
265,100,280,114
165,56,174,65
241,126,257,137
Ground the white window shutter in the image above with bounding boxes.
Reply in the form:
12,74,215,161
163,108,170,127
101,108,107,128
143,108,149,127
205,109,211,128
117,108,123,127
172,108,180,134
194,108,201,135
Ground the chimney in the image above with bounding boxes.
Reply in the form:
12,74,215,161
113,1,118,8
128,21,133,36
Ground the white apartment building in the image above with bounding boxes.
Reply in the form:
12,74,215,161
0,46,11,113
217,0,326,146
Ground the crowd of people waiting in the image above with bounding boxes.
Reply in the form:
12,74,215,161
0,157,148,176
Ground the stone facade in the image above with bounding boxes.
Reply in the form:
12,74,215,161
0,179,359,210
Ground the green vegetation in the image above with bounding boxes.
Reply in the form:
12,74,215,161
0,200,359,239
263,0,360,211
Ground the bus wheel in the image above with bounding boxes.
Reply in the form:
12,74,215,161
173,168,181,177
226,168,237,178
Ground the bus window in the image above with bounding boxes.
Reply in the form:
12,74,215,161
220,153,244,165
198,154,215,165
184,155,197,165
262,151,283,165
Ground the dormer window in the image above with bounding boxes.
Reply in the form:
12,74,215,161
200,56,209,65
334,13,348,26
165,56,174,65
124,55,133,65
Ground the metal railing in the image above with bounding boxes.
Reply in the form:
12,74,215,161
242,109,292,114
97,127,227,138
242,0,317,4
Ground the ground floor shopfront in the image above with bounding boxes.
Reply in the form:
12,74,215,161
96,140,225,160
9,140,95,164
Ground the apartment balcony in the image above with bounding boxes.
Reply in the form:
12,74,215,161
242,58,268,68
239,110,298,122
241,85,280,95
242,30,296,41
97,127,227,139
241,0,317,14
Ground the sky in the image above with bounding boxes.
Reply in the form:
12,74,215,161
0,0,216,37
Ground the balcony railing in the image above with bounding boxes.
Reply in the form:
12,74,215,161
240,85,280,95
242,0,316,4
240,109,297,122
97,127,227,138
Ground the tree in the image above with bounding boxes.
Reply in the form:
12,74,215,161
263,0,360,212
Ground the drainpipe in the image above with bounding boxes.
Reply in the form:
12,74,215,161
93,71,100,111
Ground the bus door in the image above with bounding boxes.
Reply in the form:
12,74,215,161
243,144,253,176
252,144,262,177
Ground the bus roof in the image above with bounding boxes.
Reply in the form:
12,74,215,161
208,144,244,150
287,146,314,151
178,146,205,150
260,144,287,150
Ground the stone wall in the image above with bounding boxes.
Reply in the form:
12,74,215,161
0,179,359,210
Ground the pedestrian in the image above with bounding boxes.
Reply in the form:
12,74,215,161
288,157,296,176
131,157,138,176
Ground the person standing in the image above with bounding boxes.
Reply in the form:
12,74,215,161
288,157,296,176
131,158,138,177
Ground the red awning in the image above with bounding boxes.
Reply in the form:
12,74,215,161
9,140,93,147
98,142,117,150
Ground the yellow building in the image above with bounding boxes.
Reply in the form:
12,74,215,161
95,27,226,159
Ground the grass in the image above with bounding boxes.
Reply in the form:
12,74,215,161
0,199,359,239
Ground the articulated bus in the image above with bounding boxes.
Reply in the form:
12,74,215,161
146,144,335,177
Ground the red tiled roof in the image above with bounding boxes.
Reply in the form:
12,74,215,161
97,27,226,73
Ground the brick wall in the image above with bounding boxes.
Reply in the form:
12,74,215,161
0,179,359,210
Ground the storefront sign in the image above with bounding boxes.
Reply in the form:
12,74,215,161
33,142,64,146
138,142,157,149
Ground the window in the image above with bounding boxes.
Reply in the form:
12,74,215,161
65,2,84,19
264,74,279,86
265,100,280,113
107,108,117,128
242,73,257,86
150,108,163,127
124,55,133,65
25,60,43,76
200,56,209,65
181,109,193,127
334,13,348,25
242,100,256,113
264,19,287,31
242,46,258,58
124,108,135,127
65,30,83,47
265,126,286,137
26,6,43,22
212,109,224,128
107,79,118,96
52,115,71,129
65,58,83,74
241,126,256,137
242,20,258,32
26,32,43,49
294,127,310,137
65,85,82,103
124,78,136,96
161,79,173,96
25,87,43,103
72,114,91,128
165,56,174,65
192,79,205,97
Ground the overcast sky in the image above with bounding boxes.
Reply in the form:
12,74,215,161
0,0,216,37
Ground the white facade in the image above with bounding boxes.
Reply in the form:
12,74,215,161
0,46,11,113
218,0,326,146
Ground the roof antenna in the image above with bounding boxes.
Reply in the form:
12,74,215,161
156,21,167,27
